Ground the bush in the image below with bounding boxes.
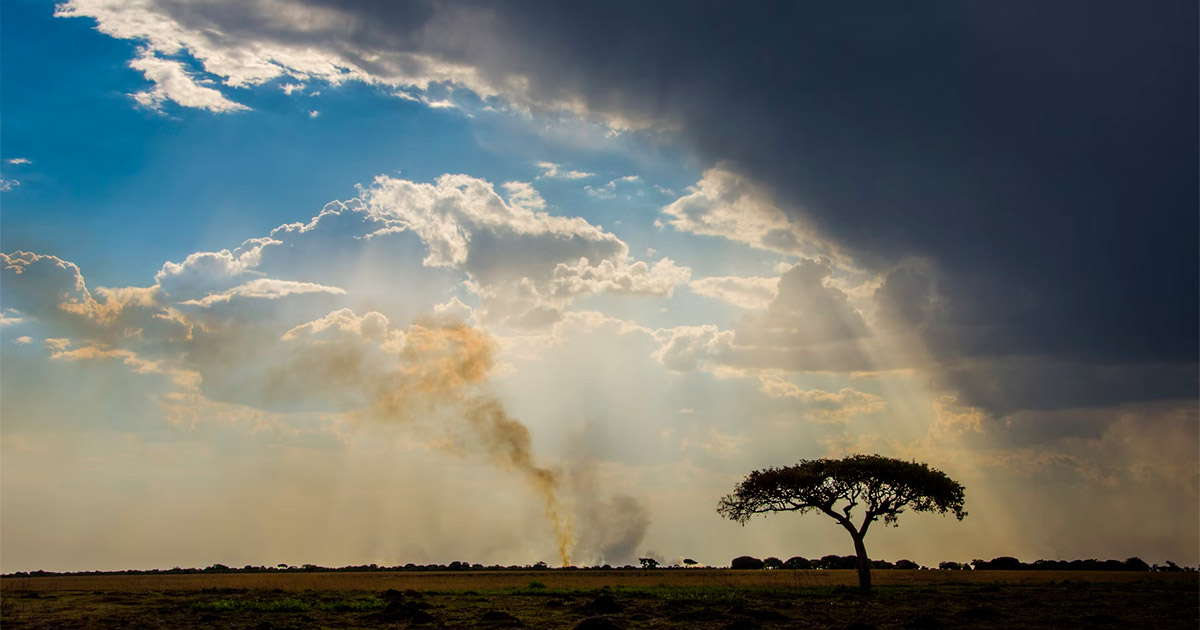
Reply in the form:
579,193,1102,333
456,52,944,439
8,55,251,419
783,556,812,570
1124,557,1151,571
730,556,765,570
818,555,858,570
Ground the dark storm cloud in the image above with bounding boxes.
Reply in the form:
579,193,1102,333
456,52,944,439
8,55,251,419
385,0,1196,410
447,1,1196,352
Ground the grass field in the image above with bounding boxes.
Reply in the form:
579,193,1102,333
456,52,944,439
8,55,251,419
2,570,1196,629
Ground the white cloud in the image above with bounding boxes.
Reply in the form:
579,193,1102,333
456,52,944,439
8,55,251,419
757,374,885,422
361,173,623,272
549,257,690,299
179,278,346,308
281,308,402,350
661,167,837,259
279,83,304,95
0,309,25,327
127,49,249,113
585,175,640,199
688,276,778,309
0,179,19,192
155,238,278,299
501,181,546,211
653,258,878,375
5,158,31,165
308,109,320,118
652,325,734,372
57,0,510,116
11,336,33,345
536,162,593,180
356,173,686,327
930,395,987,438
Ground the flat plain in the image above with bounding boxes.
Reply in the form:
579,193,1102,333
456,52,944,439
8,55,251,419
2,569,1195,629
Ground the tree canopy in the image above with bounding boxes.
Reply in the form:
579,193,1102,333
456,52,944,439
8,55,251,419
718,454,966,593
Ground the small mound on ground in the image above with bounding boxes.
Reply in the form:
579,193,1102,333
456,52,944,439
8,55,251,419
578,594,623,615
480,610,524,626
410,609,436,624
574,618,624,630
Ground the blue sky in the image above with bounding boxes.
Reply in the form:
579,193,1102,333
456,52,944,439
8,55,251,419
1,1,1195,572
1,2,707,287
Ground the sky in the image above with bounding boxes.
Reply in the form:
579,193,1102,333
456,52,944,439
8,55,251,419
1,0,1196,572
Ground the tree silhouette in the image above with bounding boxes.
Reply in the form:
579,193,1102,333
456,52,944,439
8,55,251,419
718,454,966,593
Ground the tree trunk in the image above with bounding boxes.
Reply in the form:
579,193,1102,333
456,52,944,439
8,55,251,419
851,533,872,594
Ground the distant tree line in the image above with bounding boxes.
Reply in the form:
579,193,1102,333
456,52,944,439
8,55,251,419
727,555,1193,572
5,555,1194,578
966,556,1191,572
3,562,645,578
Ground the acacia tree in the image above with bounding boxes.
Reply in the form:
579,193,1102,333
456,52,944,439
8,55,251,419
717,454,966,594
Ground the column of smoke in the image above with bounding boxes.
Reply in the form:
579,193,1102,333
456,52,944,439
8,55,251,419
366,321,575,565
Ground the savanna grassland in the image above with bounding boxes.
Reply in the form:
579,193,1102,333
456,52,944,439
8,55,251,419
2,570,1195,629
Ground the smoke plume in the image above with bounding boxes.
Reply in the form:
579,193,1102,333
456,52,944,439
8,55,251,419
363,318,575,565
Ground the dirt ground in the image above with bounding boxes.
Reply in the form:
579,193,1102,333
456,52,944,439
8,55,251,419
2,570,1195,629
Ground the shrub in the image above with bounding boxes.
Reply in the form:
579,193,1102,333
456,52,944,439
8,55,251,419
783,556,812,570
730,556,765,570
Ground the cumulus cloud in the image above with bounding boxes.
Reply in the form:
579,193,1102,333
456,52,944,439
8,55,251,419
757,374,885,423
688,275,778,310
155,238,277,300
358,173,687,326
361,174,621,273
652,325,733,373
501,181,546,211
128,49,249,113
549,257,689,299
652,259,898,375
20,173,676,342
660,167,834,259
2,252,190,347
5,158,31,165
2,172,688,413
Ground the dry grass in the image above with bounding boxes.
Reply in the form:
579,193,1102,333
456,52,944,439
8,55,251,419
1,570,1195,629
